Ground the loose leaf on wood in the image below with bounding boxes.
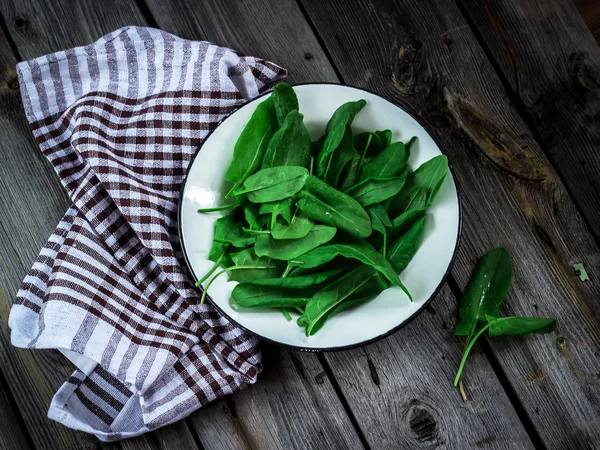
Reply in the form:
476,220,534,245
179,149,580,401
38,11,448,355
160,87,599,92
255,224,337,260
262,110,311,169
375,129,392,148
321,124,355,188
289,239,411,298
260,198,295,227
236,166,309,203
485,315,557,337
346,176,407,207
232,284,311,308
224,98,278,194
272,82,299,125
271,212,314,239
387,216,426,272
296,175,372,238
387,186,427,220
316,100,366,177
359,142,406,181
409,155,448,206
228,248,281,282
302,265,383,335
455,247,512,337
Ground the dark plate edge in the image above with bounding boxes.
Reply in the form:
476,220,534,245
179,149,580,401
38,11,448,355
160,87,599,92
177,81,463,352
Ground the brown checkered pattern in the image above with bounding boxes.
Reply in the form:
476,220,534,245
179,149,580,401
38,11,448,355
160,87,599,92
9,27,286,441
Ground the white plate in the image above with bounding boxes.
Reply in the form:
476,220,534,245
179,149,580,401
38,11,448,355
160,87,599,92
179,83,461,351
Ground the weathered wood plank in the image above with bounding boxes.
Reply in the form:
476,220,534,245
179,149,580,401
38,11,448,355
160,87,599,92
142,0,338,84
0,1,201,448
142,0,535,448
298,0,600,448
0,372,32,450
0,18,100,449
326,285,533,449
189,349,363,450
460,0,600,243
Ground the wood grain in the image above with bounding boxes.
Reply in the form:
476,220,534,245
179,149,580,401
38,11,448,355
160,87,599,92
189,349,363,450
0,375,32,450
326,285,533,450
298,0,600,448
142,0,338,85
459,0,600,245
143,1,536,449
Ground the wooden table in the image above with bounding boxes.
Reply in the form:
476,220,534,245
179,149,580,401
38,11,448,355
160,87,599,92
1,0,599,449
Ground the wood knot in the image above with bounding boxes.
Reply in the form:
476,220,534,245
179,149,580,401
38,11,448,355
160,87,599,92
304,52,314,60
445,89,549,182
14,16,27,28
409,406,438,442
7,77,19,91
568,51,600,93
391,37,428,96
405,399,443,445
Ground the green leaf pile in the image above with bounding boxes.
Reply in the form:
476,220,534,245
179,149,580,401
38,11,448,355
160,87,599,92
197,83,449,336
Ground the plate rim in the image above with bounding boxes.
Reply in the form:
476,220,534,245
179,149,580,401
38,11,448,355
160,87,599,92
178,81,463,352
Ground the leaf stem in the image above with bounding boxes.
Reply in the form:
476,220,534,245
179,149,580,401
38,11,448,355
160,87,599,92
453,321,494,387
200,265,276,304
282,265,292,278
195,253,224,287
356,134,372,177
282,308,292,321
383,232,387,258
197,203,236,213
242,227,270,235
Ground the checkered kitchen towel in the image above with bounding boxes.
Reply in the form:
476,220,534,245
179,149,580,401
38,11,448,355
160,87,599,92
8,27,286,441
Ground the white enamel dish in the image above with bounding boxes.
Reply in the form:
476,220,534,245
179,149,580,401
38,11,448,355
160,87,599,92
179,83,461,351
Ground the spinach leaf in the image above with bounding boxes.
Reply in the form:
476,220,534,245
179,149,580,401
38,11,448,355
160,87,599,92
455,248,512,337
316,100,366,177
208,211,246,261
307,271,388,335
224,97,278,195
296,175,372,239
260,198,295,227
321,125,355,188
250,268,345,289
354,132,383,158
255,224,337,260
409,155,448,206
271,212,314,239
359,142,406,181
289,239,411,299
386,186,427,221
346,176,407,207
387,216,426,273
404,136,417,164
302,265,381,336
228,248,282,282
244,203,267,230
232,284,311,309
272,82,299,125
367,204,392,235
375,129,392,148
339,150,361,191
262,110,311,169
236,166,309,203
485,315,557,337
